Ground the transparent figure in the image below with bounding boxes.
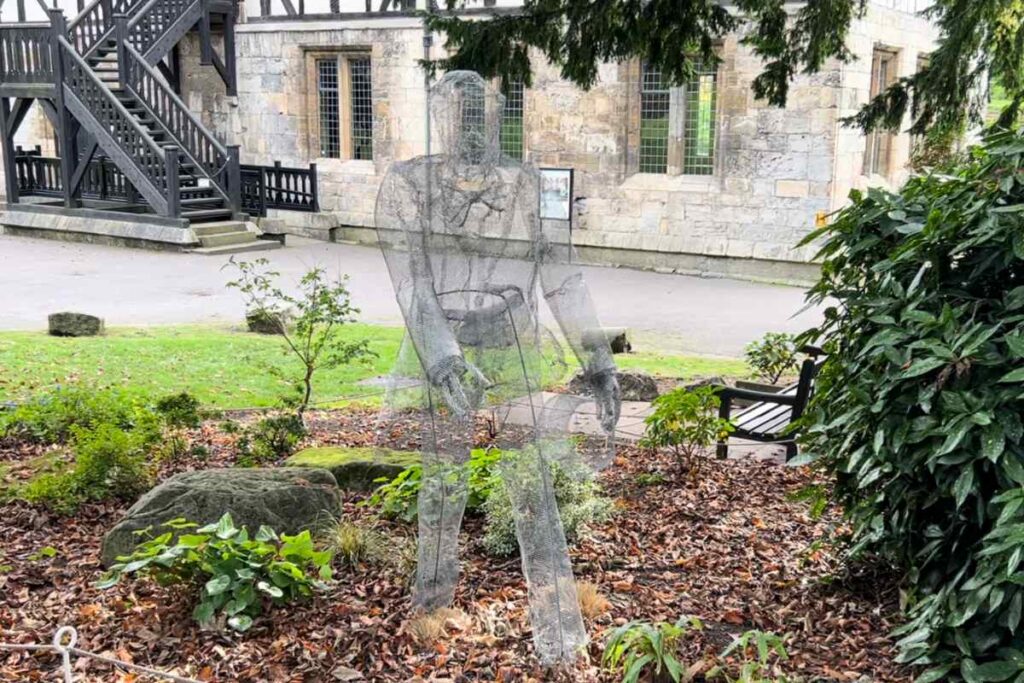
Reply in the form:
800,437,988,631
374,71,621,664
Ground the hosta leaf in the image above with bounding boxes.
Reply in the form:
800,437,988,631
193,601,215,625
205,574,231,596
257,580,284,598
228,614,253,632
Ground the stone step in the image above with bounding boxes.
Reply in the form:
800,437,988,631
188,240,283,256
192,221,247,237
198,231,256,248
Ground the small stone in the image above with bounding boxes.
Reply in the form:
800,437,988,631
245,308,291,334
285,446,419,491
47,312,104,337
568,369,659,402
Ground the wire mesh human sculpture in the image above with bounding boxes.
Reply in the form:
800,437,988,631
374,70,621,664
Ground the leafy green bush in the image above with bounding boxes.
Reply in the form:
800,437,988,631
798,129,1024,680
366,447,610,557
237,414,306,466
366,447,503,522
744,332,799,385
602,616,704,683
366,465,422,522
22,422,157,513
0,386,155,445
641,385,734,481
154,392,202,429
481,456,613,557
98,513,332,632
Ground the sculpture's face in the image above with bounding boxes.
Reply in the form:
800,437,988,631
430,71,504,168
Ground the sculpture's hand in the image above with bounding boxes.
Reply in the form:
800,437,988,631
589,369,621,435
429,355,491,419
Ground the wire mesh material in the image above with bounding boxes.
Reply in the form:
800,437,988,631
683,65,717,175
500,79,524,160
639,63,669,173
374,71,621,665
349,57,373,161
317,58,340,158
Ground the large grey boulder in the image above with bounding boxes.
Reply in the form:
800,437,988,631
285,446,419,491
48,312,104,337
101,468,340,566
568,369,659,402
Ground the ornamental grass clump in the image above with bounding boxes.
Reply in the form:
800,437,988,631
798,129,1024,681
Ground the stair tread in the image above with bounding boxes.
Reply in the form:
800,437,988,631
188,241,281,256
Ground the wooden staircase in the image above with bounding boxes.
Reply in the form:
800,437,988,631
0,0,281,248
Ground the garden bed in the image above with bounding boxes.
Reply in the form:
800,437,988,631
0,408,909,681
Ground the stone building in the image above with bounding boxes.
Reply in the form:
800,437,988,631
2,0,939,280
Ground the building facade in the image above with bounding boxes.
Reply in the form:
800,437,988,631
3,0,939,280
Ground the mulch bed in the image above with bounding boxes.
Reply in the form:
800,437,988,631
0,408,910,682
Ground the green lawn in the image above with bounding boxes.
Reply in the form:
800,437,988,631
0,325,748,409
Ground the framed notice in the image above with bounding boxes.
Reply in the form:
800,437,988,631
539,167,574,222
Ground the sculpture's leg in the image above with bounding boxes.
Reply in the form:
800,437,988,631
499,446,587,664
413,388,472,611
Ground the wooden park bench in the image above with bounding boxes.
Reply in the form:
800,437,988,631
714,346,826,461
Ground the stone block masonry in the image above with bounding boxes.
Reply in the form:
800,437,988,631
170,2,938,282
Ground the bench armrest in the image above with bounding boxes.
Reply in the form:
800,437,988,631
800,344,827,358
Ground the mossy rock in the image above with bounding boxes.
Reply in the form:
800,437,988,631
101,468,340,566
285,446,419,491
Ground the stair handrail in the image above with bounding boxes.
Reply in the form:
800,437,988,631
66,0,137,58
125,0,194,59
117,22,232,206
57,34,174,213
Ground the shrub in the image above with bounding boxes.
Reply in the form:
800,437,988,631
641,386,734,481
237,414,306,466
798,129,1024,679
481,455,613,557
154,392,202,429
0,386,155,445
367,447,611,557
366,464,422,522
602,616,704,683
744,332,799,385
226,258,374,417
22,422,156,513
366,447,502,522
327,519,388,568
98,513,332,632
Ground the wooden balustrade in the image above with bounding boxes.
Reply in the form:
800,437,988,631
0,25,55,85
239,161,319,217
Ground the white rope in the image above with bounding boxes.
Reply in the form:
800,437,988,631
0,626,202,683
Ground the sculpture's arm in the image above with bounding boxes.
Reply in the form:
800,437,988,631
521,170,621,432
376,169,479,415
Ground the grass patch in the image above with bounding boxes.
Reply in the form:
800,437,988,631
0,325,750,410
0,324,403,410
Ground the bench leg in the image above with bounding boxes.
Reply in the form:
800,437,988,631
716,441,728,459
717,394,731,460
785,441,798,461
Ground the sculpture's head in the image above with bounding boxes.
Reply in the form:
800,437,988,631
430,71,505,167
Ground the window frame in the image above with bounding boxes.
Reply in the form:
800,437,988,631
306,49,374,162
864,46,899,178
499,78,525,160
636,59,720,177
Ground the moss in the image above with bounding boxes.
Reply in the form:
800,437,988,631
285,446,420,491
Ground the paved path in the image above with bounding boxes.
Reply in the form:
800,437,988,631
0,234,822,357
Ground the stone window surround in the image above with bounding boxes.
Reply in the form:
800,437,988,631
626,57,723,180
304,46,375,165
